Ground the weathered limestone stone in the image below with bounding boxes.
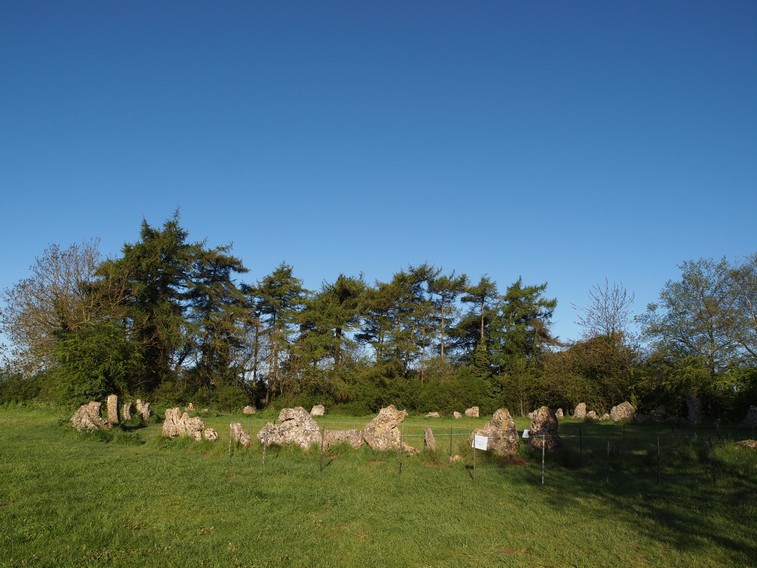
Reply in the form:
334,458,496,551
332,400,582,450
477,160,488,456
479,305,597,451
527,406,561,453
586,410,598,420
610,401,636,423
185,402,195,413
555,408,564,419
736,439,757,450
453,411,463,419
106,394,119,424
257,407,321,450
71,402,112,432
136,400,151,421
162,407,206,440
203,428,218,442
363,405,416,453
323,429,364,449
230,423,251,447
465,406,480,418
686,393,702,425
424,427,437,452
449,454,463,464
122,402,135,421
473,408,519,459
600,413,611,421
242,405,256,415
574,402,587,419
425,412,440,418
310,404,325,417
742,405,757,427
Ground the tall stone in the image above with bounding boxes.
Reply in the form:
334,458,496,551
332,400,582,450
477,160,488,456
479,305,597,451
528,406,561,453
106,394,119,424
230,423,251,447
424,427,437,452
162,407,206,440
473,408,519,459
71,402,112,432
257,407,321,450
555,408,564,419
686,393,702,425
122,402,135,421
574,403,587,419
363,405,416,453
136,400,151,421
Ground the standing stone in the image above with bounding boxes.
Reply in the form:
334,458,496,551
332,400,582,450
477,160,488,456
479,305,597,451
586,410,598,420
257,407,321,450
242,405,256,415
600,413,611,421
162,407,206,440
425,412,440,418
136,400,151,421
474,408,519,459
185,402,195,413
323,429,364,449
686,393,702,425
230,423,251,447
555,408,564,419
310,404,325,417
610,401,636,423
527,406,561,453
71,402,112,432
453,411,463,419
122,402,135,421
574,403,587,419
203,428,218,442
424,427,437,452
363,405,416,453
742,405,757,427
106,394,119,424
465,406,480,418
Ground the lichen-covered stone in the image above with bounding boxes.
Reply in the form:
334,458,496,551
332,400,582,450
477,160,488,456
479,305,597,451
473,408,519,459
230,423,251,447
424,427,436,452
425,412,440,418
136,400,151,421
323,429,364,449
122,402,135,421
310,404,325,417
257,407,321,450
363,405,416,453
162,407,205,440
574,402,587,419
610,401,636,423
106,394,119,424
71,402,112,432
527,406,561,453
242,405,256,415
465,406,479,418
203,428,218,442
453,411,462,419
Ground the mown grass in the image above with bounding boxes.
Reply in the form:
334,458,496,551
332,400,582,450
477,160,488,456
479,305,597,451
0,405,755,567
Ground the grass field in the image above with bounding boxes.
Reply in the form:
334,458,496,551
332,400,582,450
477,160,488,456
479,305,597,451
1,405,755,567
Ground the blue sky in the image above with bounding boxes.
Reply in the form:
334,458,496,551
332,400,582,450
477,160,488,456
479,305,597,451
1,1,755,343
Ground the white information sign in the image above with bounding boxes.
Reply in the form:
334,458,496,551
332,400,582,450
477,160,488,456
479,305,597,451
472,434,488,451
522,429,530,439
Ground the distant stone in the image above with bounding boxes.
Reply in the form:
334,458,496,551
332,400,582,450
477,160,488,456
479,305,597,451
453,411,463,419
363,405,416,453
230,423,251,447
185,402,195,413
425,412,440,418
257,407,321,450
742,405,757,427
106,394,119,424
71,401,112,432
203,428,218,442
600,413,611,421
242,405,256,415
735,439,757,450
574,403,587,419
136,400,151,421
686,393,702,425
449,454,463,464
310,404,325,417
162,407,205,440
527,406,561,453
465,406,480,418
555,408,564,419
652,405,666,422
323,429,364,449
634,414,651,424
610,401,636,423
424,427,437,452
586,410,598,420
474,408,519,459
122,402,135,421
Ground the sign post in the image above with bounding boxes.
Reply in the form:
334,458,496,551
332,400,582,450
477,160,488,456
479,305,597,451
471,434,488,482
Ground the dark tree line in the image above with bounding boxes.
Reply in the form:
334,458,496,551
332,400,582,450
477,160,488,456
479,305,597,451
1,216,755,420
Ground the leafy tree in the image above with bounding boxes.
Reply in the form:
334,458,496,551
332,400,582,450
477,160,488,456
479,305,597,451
1,240,101,376
427,270,468,359
574,278,635,341
729,254,757,363
455,275,499,373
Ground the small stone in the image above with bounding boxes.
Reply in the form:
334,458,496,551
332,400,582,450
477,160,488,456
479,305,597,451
122,402,135,421
465,406,479,418
555,408,564,419
203,428,218,441
574,403,587,419
586,410,598,420
323,429,364,449
610,401,636,423
600,413,610,421
310,404,325,417
136,400,151,421
242,405,256,415
453,411,462,419
230,423,251,447
449,454,463,464
425,412,440,418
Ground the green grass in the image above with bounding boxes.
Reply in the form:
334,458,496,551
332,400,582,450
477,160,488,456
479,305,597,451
1,405,755,567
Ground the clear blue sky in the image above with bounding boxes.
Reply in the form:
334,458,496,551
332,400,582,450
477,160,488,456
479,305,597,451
2,1,755,343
